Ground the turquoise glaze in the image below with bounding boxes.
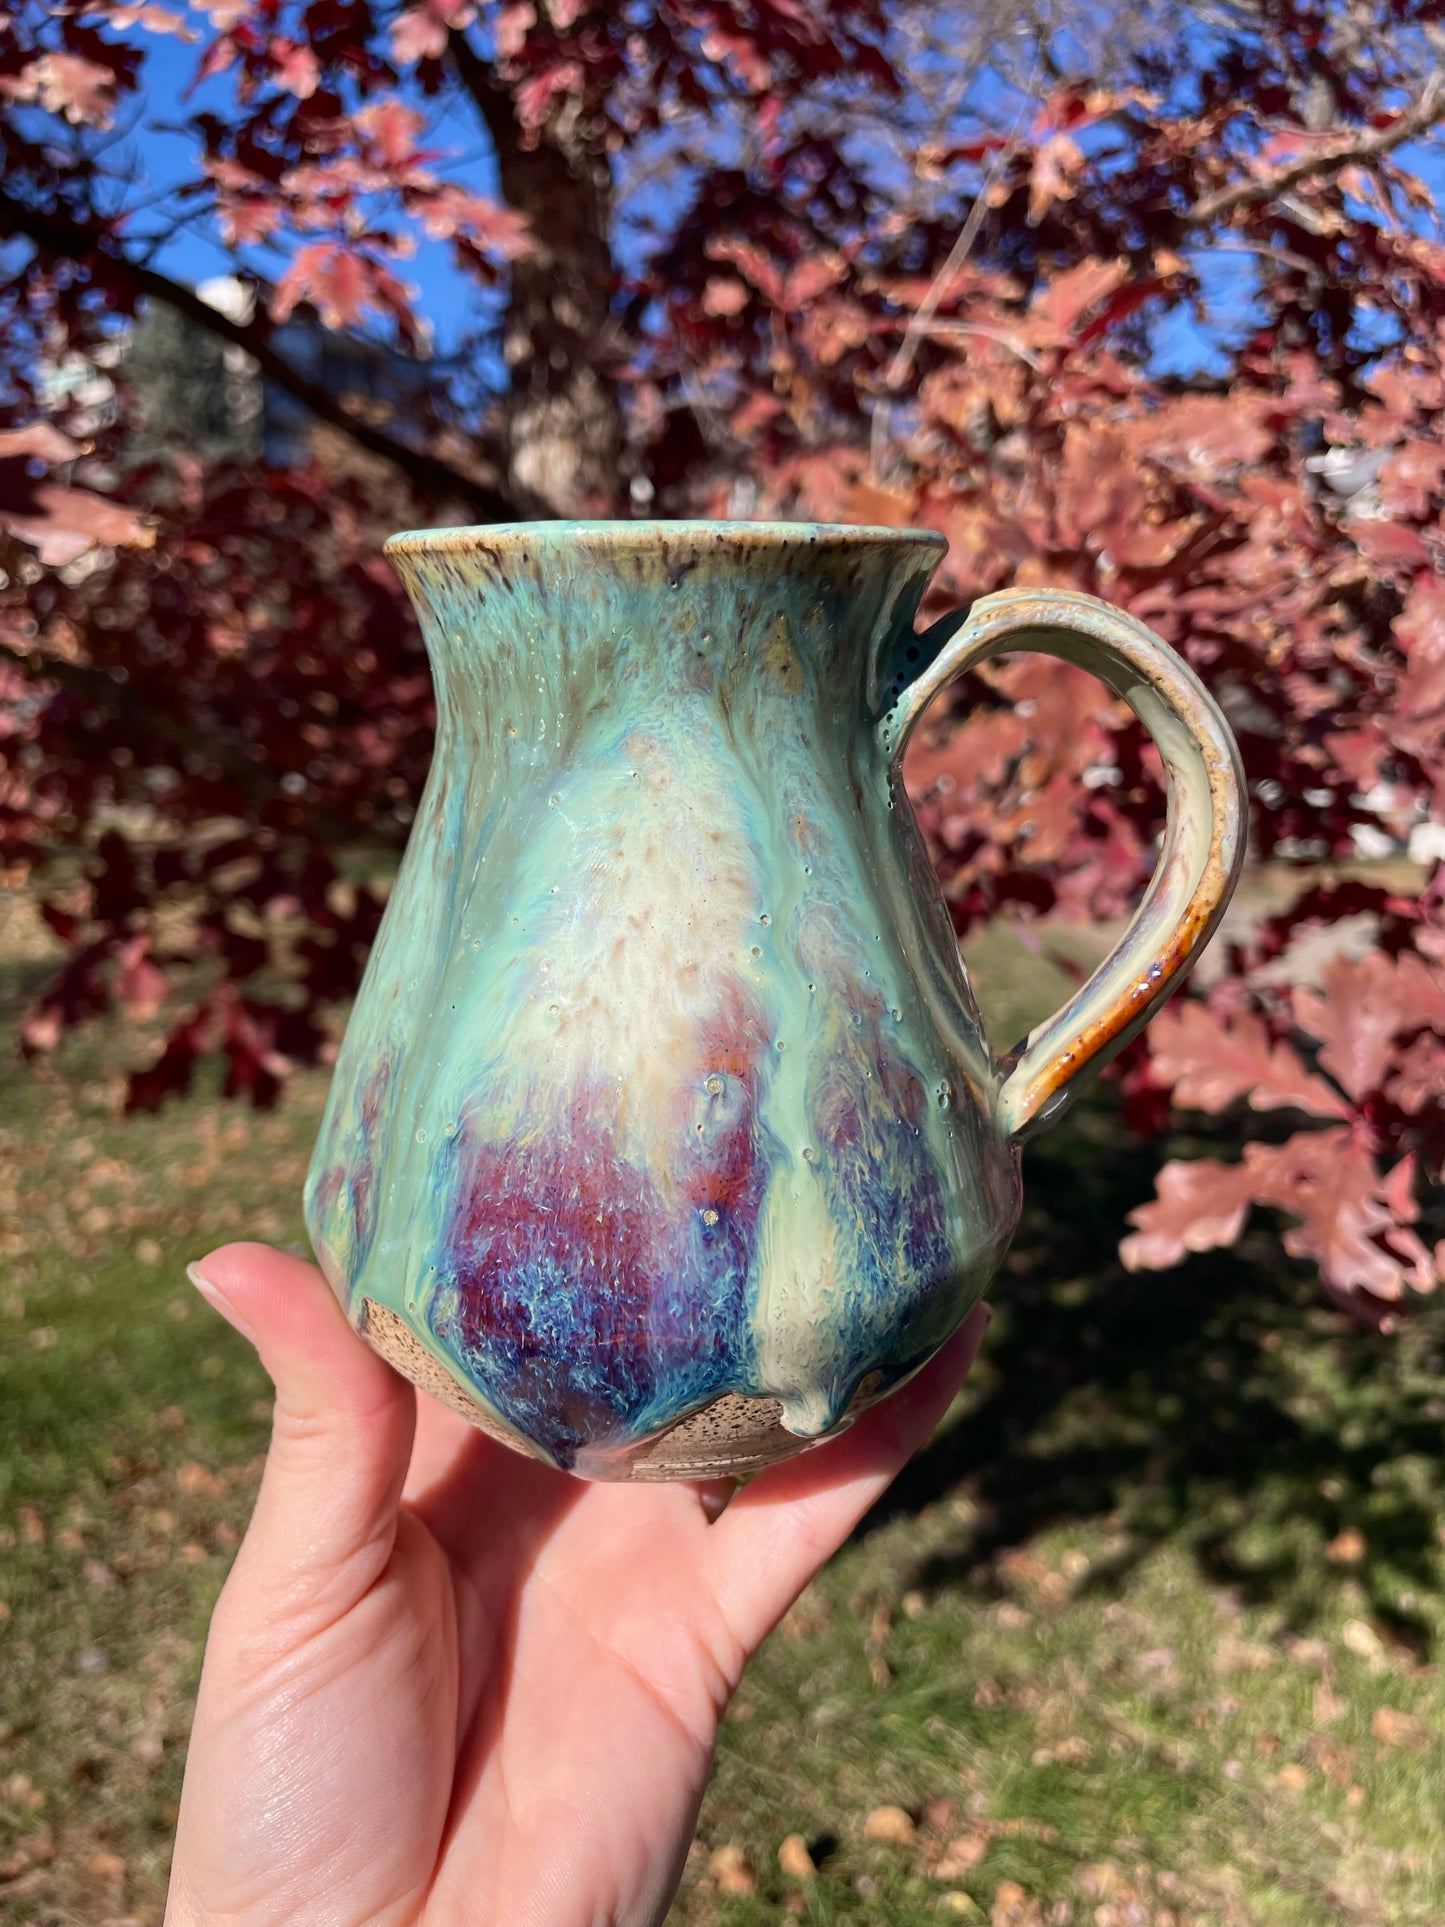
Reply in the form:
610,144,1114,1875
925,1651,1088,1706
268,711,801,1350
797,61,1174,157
304,523,1244,1480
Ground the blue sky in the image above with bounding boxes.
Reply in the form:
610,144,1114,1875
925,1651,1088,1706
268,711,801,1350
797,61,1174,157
134,30,507,356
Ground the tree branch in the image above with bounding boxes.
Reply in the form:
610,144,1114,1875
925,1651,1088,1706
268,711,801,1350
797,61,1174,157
0,188,530,519
1187,68,1445,226
446,26,525,168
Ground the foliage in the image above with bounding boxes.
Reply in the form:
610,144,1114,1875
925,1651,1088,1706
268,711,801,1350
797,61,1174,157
3,0,1445,1309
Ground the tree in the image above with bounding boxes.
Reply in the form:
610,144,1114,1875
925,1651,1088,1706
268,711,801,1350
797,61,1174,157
3,0,1445,1316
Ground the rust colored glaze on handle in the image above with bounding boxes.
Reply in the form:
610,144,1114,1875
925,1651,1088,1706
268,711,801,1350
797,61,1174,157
882,588,1246,1143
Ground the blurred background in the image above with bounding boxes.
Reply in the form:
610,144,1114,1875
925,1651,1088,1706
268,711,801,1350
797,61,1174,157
4,2,1445,1920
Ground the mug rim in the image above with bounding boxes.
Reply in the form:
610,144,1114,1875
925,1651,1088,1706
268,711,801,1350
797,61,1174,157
384,518,948,558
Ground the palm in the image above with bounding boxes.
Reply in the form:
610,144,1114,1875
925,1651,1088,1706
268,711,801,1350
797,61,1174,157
168,1245,986,1927
408,1416,746,1925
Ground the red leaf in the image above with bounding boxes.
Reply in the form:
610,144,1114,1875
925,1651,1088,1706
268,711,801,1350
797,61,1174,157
0,424,82,465
103,2,196,35
219,198,282,248
1120,1157,1256,1270
1350,520,1430,570
1029,257,1128,339
1124,1131,1440,1307
271,39,319,98
702,276,749,318
1028,131,1085,225
3,53,121,127
356,99,426,167
1384,1031,1445,1114
272,244,415,336
495,1,535,58
706,236,786,307
1147,1000,1351,1120
1136,395,1274,477
415,188,531,258
390,5,447,63
781,253,847,310
1376,438,1445,520
114,937,167,1022
515,58,585,131
1292,953,1443,1104
127,1006,216,1114
0,485,153,566
1245,1131,1435,1307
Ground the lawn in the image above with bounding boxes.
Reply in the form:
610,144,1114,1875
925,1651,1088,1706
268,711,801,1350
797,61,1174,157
3,900,1445,1926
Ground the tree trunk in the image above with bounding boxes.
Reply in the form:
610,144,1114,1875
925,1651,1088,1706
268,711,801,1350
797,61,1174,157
499,137,620,517
448,32,621,517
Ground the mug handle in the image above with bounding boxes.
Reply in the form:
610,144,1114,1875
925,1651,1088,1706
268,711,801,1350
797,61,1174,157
880,587,1246,1142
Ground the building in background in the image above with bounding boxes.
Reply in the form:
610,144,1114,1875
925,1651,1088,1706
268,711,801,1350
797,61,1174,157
123,277,432,473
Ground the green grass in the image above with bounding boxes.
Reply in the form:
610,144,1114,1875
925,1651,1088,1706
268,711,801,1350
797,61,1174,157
4,913,1445,1925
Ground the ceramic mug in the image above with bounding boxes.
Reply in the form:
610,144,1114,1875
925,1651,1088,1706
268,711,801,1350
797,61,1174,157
304,522,1244,1479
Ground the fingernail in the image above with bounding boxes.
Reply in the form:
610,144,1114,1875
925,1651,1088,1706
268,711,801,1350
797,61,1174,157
187,1261,259,1347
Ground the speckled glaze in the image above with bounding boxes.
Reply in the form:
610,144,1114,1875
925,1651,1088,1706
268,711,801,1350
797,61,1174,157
304,523,1244,1480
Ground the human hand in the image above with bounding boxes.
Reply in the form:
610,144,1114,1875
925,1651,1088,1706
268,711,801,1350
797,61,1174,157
166,1243,989,1927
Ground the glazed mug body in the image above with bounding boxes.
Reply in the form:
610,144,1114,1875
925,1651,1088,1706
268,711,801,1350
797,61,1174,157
304,522,1243,1479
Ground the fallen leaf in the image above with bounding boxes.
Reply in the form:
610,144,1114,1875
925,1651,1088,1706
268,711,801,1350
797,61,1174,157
708,1842,755,1894
1326,1528,1366,1564
1306,1733,1355,1782
1341,1619,1389,1665
87,1848,125,1886
934,1830,989,1879
1213,1634,1274,1675
777,1834,815,1879
1372,1706,1430,1749
1079,1862,1122,1898
1277,1762,1310,1791
863,1804,916,1844
0,1828,54,1878
1314,1681,1345,1725
175,1462,223,1497
990,1879,1042,1926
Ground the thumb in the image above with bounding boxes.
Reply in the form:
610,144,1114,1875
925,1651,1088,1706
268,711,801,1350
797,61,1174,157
189,1242,415,1635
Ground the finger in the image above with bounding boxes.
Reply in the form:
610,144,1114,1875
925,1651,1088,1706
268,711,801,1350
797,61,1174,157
700,1305,990,1656
189,1243,415,1631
